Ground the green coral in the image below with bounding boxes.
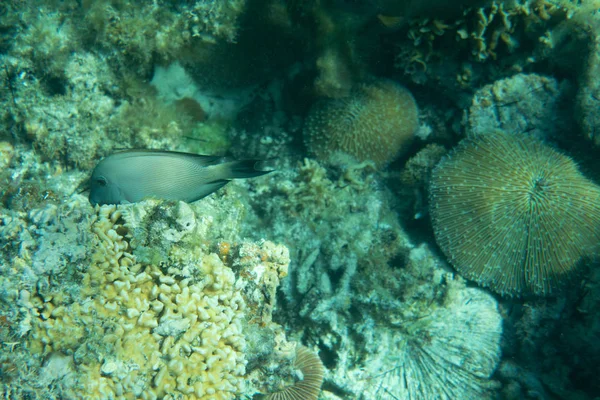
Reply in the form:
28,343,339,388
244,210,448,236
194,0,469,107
304,79,419,167
429,132,600,296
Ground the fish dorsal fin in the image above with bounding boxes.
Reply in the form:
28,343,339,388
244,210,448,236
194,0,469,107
108,149,225,167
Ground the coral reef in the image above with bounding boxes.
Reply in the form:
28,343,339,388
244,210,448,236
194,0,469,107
429,132,600,296
11,7,80,77
393,1,583,96
29,54,118,168
2,0,600,398
568,5,600,146
1,0,301,167
0,192,326,399
242,158,502,398
83,0,246,71
304,79,419,167
388,0,600,151
73,204,253,398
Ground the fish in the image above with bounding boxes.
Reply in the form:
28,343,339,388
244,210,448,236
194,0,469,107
88,150,271,205
376,14,406,29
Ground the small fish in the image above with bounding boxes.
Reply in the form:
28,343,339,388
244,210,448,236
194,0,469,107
89,150,271,205
376,14,406,29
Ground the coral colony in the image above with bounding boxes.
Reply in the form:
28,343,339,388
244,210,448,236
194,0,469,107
1,1,600,399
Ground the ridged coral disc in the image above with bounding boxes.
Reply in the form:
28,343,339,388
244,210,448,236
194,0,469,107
304,79,418,167
429,132,600,296
266,346,325,400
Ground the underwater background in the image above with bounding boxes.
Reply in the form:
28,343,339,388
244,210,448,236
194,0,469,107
1,0,600,399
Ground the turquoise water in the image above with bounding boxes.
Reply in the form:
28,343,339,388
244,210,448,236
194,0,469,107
0,1,599,399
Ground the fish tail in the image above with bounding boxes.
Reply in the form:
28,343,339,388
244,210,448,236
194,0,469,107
224,159,273,179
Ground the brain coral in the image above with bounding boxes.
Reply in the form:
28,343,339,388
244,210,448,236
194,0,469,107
304,79,419,167
429,132,600,296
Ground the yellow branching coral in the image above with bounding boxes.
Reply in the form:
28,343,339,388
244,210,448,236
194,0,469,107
25,201,292,399
304,79,418,168
429,132,600,296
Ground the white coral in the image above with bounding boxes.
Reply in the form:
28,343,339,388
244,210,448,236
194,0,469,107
368,284,502,400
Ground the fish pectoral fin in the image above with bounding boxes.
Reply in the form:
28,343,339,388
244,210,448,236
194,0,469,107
189,180,230,203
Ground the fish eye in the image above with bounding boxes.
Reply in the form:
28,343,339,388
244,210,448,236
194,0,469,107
96,177,107,187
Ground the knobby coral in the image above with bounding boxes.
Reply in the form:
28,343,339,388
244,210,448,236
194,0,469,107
429,132,600,296
12,199,292,399
304,78,419,167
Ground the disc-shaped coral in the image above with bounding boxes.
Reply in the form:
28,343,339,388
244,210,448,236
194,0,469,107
304,79,418,167
429,132,600,296
370,285,502,400
266,345,325,400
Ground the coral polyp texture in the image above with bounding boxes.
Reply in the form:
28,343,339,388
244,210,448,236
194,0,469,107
304,79,419,167
429,132,600,296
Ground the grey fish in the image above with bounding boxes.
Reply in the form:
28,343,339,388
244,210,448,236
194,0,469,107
89,150,270,205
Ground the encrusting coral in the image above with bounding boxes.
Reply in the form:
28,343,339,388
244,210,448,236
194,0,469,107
80,204,250,398
465,73,574,141
304,78,419,168
429,132,600,296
